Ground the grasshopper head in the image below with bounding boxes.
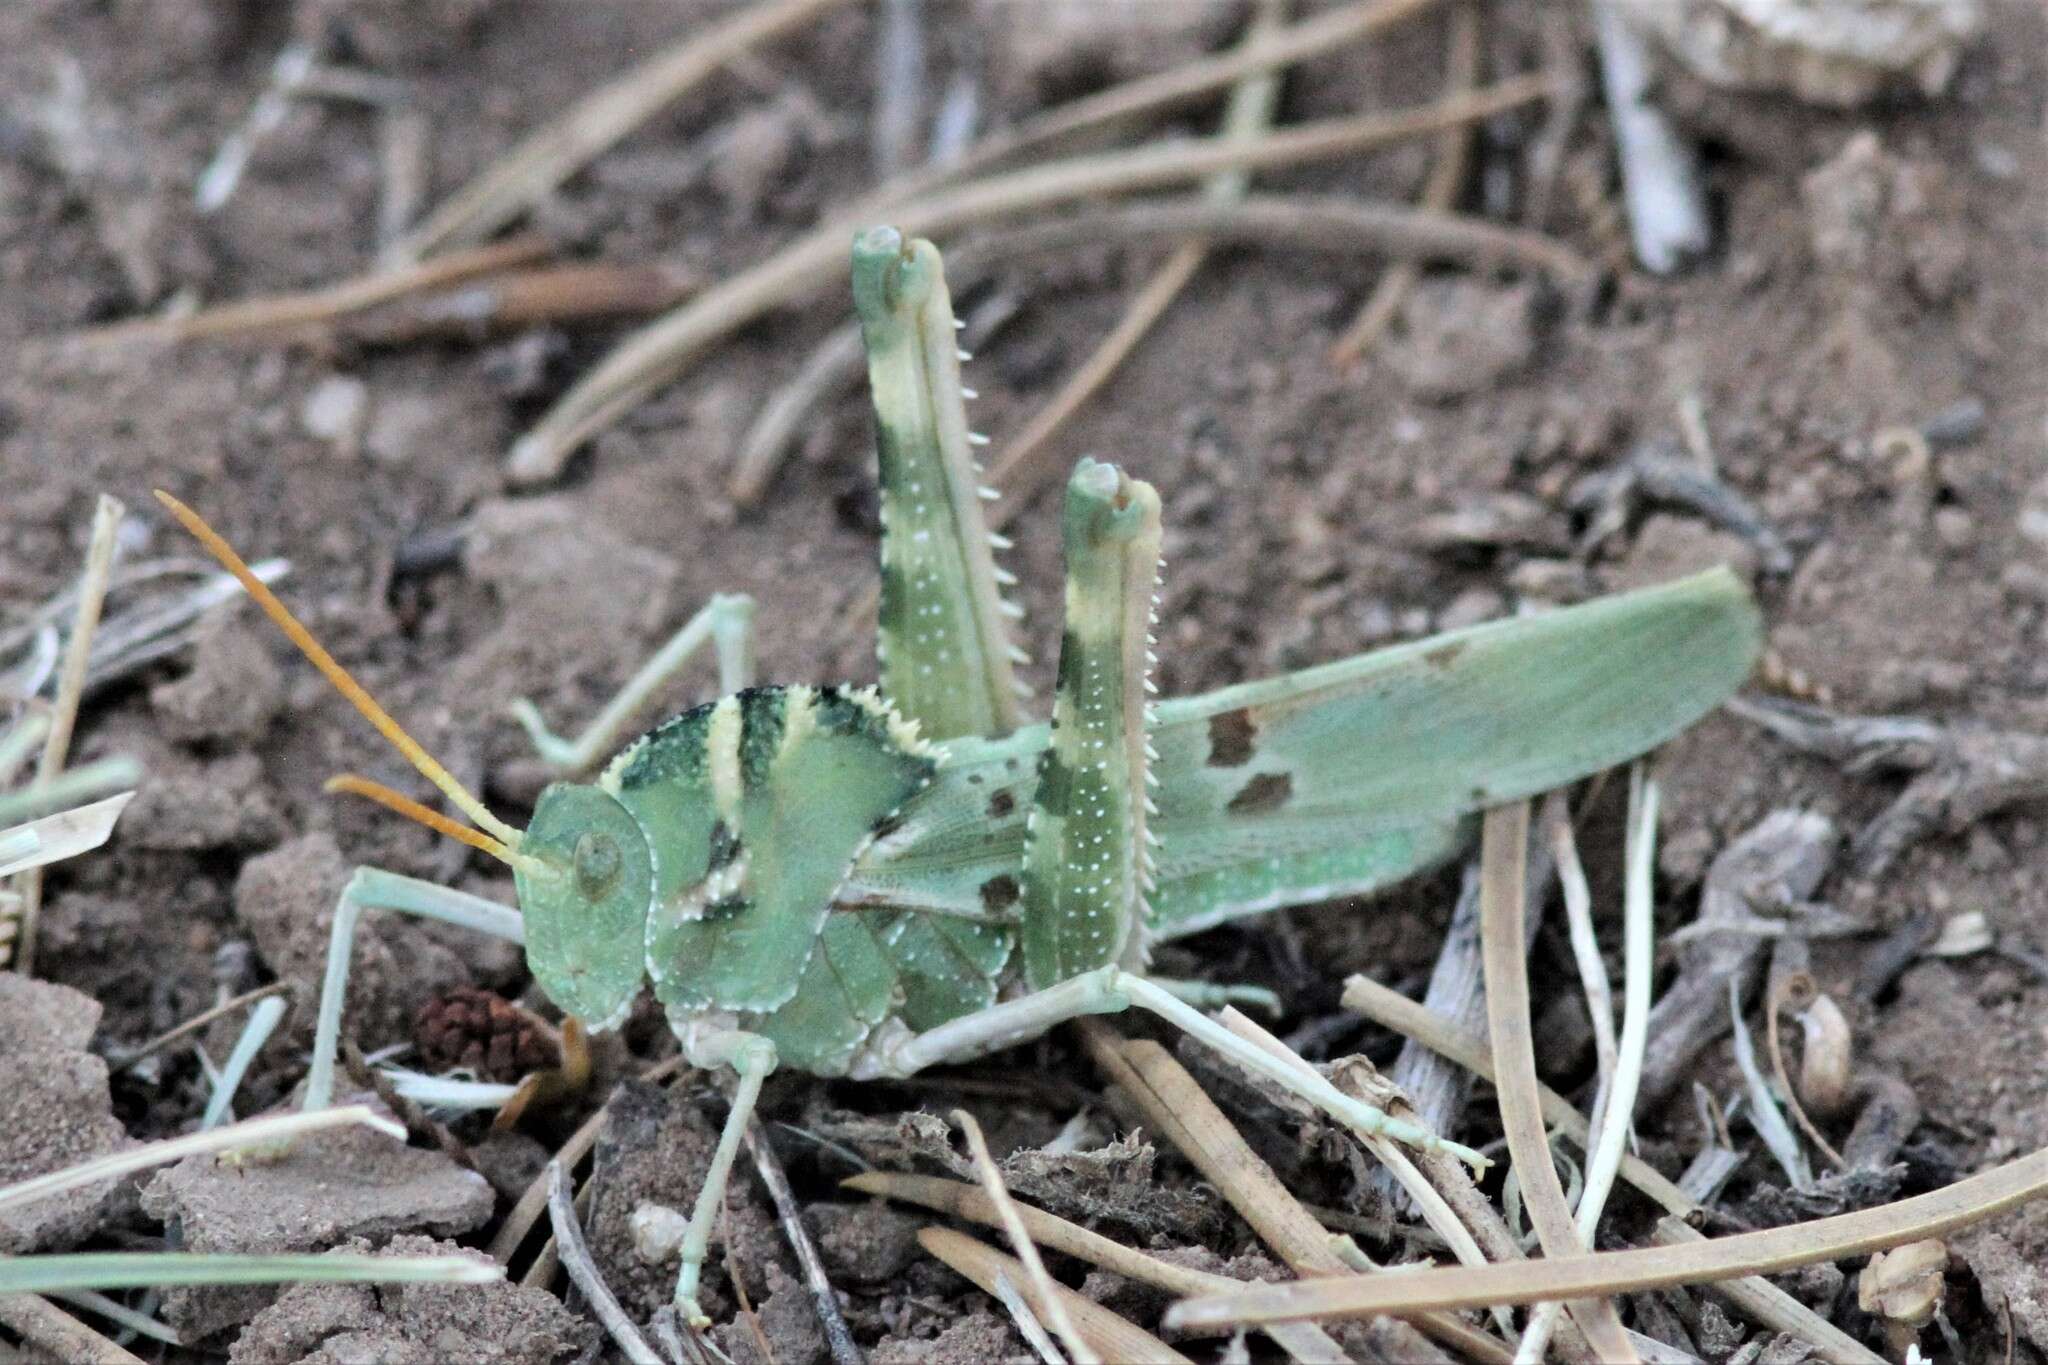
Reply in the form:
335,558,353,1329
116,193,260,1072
513,782,654,1032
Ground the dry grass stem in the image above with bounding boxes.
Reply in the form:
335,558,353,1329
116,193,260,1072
1216,1008,1493,1280
0,1292,149,1365
1728,980,1814,1188
1548,793,1618,1104
544,1161,664,1365
1648,1220,1882,1365
743,1119,863,1365
1344,973,1694,1216
1340,971,1872,1353
984,0,1287,502
1076,1021,1513,1365
1519,771,1658,1361
1168,1141,2048,1327
729,0,1462,492
817,0,1446,243
735,191,1584,507
1327,0,1478,367
953,1109,1099,1365
512,71,1556,484
13,494,123,976
336,262,700,346
729,322,866,505
1476,801,1638,1362
66,238,549,348
112,982,294,1070
989,1269,1066,1365
0,1106,400,1215
390,0,856,261
847,1172,1351,1362
917,1227,1193,1365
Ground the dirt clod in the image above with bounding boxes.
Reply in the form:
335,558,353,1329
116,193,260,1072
151,619,286,746
0,974,129,1252
228,1236,594,1365
236,833,478,1054
141,1096,496,1339
125,752,288,850
1384,278,1541,402
871,1309,1030,1365
807,1199,924,1286
717,1262,827,1365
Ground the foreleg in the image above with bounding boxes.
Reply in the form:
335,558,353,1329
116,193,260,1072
303,867,525,1113
669,1024,778,1327
509,593,755,774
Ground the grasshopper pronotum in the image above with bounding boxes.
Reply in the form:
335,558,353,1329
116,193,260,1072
158,226,1759,1325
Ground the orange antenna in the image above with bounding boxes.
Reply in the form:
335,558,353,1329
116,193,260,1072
155,490,523,852
325,774,515,863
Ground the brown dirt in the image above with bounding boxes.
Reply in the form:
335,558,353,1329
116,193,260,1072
1,0,2045,1360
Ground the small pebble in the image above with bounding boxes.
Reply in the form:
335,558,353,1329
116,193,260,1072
300,375,367,452
1932,505,1975,548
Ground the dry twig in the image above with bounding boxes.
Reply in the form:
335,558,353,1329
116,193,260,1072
391,0,856,261
513,72,1557,485
1639,807,1840,1106
1733,696,2048,879
743,1120,863,1365
1477,801,1638,1360
986,0,1288,499
953,1110,1097,1365
1327,0,1479,368
919,1228,1193,1364
65,238,549,349
12,495,123,976
0,1292,148,1365
1169,1141,2048,1327
545,1161,664,1365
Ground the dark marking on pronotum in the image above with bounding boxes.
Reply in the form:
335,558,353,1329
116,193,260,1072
1207,710,1257,768
979,874,1021,914
1226,772,1293,815
987,790,1016,819
1423,640,1468,669
706,894,750,922
706,820,740,871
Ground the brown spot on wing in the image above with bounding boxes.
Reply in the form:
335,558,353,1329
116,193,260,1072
1207,710,1257,767
1226,772,1293,815
979,874,1021,915
1423,640,1468,669
987,789,1016,819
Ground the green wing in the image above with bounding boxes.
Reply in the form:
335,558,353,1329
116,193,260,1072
845,568,1760,938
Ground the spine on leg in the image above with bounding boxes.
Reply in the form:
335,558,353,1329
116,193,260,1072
1021,458,1163,989
852,226,1026,742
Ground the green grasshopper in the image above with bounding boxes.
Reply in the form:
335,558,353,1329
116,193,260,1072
157,226,1759,1326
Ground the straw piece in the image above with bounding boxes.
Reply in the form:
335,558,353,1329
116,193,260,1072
919,1227,1194,1365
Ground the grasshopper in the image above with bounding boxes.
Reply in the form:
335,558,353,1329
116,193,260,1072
157,226,1759,1325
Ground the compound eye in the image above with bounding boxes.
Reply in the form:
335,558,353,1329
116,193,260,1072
572,832,623,901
